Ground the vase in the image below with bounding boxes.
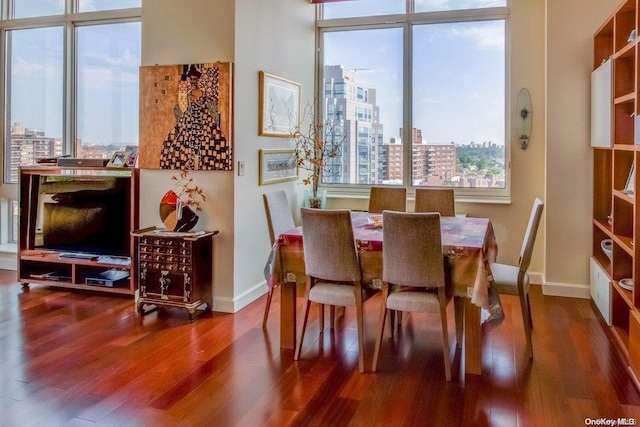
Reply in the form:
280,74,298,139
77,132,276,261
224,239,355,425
303,189,327,209
159,190,199,232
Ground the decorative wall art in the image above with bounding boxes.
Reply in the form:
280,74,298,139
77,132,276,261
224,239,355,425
258,71,301,137
259,149,299,185
139,62,233,170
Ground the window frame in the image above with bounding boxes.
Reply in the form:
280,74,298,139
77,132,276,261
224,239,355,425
315,4,511,203
0,3,141,241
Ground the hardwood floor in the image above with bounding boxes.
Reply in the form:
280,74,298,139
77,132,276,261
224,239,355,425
2,269,640,426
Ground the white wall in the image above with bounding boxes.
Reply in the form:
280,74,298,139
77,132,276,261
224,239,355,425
141,0,236,308
545,0,619,296
141,0,314,312
231,0,315,311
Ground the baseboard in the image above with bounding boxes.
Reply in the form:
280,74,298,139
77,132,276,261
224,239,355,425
542,280,590,299
212,280,268,313
0,252,16,271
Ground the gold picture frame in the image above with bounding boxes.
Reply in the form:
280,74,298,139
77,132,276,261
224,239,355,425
258,71,301,137
259,149,299,185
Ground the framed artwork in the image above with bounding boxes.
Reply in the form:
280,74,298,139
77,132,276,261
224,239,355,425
624,163,635,195
258,71,301,137
259,149,299,185
107,151,127,168
139,62,233,170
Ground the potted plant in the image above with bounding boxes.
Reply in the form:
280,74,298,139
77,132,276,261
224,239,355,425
293,103,344,208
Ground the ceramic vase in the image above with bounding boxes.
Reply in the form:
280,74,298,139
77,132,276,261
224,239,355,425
159,190,199,232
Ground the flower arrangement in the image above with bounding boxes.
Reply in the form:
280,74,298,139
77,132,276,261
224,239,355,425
171,169,207,211
293,103,344,208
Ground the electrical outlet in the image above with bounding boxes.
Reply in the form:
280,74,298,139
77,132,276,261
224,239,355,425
238,161,245,176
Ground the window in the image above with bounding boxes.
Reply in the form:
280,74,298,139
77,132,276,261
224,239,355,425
0,1,140,248
2,1,141,184
318,1,508,198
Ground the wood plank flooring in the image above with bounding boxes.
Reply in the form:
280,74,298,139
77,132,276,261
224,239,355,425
1,269,640,426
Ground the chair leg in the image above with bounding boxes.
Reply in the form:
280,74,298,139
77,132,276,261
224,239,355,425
319,304,325,333
355,285,366,373
519,292,533,359
262,287,274,328
454,296,464,348
372,305,388,372
439,291,452,381
295,298,312,361
389,310,396,339
397,311,403,325
526,293,533,329
295,277,314,362
330,305,336,329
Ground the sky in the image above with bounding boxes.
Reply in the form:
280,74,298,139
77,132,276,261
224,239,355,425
8,1,140,146
323,0,506,146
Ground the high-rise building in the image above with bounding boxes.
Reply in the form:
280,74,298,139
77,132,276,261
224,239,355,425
384,128,457,186
8,122,63,182
323,65,383,184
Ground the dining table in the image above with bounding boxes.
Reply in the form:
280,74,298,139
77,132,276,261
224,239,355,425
269,211,501,376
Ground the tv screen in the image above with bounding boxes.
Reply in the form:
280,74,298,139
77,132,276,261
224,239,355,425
36,176,130,256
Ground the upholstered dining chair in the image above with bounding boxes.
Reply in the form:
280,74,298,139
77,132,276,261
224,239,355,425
414,188,455,216
372,210,455,381
368,186,407,213
295,208,368,373
490,197,544,360
262,190,296,328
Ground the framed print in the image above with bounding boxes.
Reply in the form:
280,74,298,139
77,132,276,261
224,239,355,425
259,71,301,137
259,149,299,185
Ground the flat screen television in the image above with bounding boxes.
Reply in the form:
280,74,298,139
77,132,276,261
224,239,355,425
34,174,132,257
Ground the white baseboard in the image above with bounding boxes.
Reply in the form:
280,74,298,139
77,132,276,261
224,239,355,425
542,281,590,299
212,280,268,313
0,252,16,271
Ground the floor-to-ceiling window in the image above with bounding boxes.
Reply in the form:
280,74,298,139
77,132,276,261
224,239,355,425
317,0,508,199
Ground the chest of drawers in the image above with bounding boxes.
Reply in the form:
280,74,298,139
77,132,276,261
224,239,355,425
133,228,217,320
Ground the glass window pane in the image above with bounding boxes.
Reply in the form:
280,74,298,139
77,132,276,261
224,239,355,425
412,20,505,188
415,0,506,13
78,0,141,12
13,0,64,18
322,28,403,185
5,27,64,183
323,0,405,19
77,23,141,160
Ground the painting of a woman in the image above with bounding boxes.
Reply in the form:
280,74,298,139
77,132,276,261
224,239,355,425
154,64,232,170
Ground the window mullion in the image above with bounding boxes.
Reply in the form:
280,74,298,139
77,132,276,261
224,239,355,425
403,21,412,189
64,20,74,157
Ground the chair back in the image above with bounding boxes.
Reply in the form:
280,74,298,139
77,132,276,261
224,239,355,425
382,210,444,288
368,186,407,213
518,198,544,273
263,190,296,245
300,208,361,282
414,188,455,216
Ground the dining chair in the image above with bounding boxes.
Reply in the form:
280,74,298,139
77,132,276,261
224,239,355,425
490,197,544,359
372,210,455,381
368,186,407,213
295,208,369,373
262,190,296,328
414,188,455,216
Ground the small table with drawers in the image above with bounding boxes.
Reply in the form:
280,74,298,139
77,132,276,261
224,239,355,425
132,227,218,321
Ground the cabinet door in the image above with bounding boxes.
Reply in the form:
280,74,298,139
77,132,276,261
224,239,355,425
591,59,612,147
590,257,611,325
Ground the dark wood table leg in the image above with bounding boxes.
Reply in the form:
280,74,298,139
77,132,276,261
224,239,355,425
280,281,297,349
464,298,482,375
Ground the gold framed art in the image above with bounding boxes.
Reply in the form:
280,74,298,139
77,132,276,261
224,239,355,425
258,71,301,137
259,149,299,185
